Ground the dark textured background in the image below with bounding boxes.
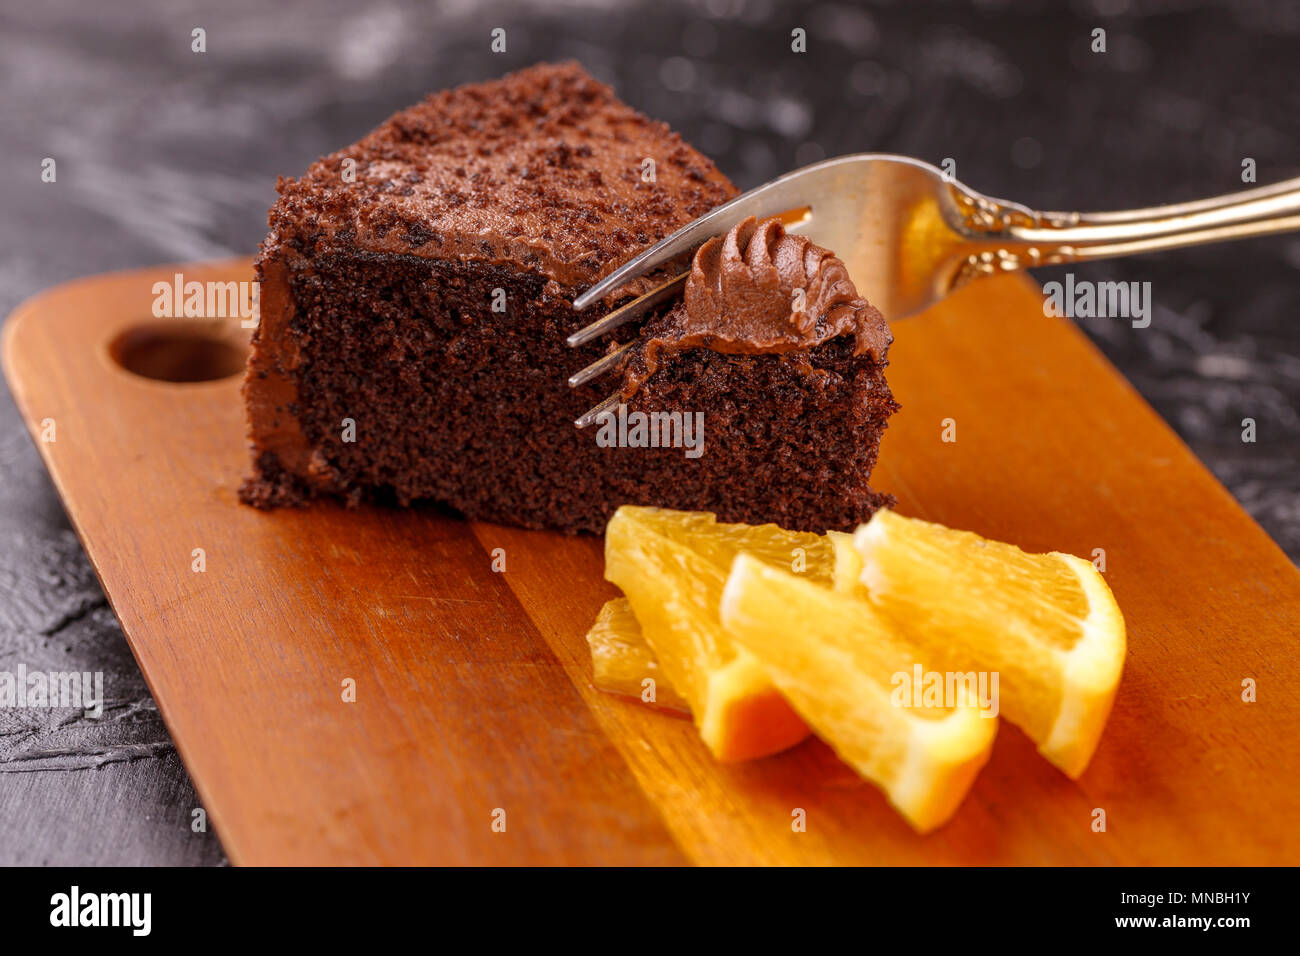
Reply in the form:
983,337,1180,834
2,0,1297,865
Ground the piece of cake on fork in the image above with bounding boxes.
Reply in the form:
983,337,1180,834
240,61,897,533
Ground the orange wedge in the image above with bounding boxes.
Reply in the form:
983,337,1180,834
585,598,689,713
603,506,828,760
720,554,998,832
845,510,1126,778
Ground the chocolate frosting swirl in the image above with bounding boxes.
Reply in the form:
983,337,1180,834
622,216,891,392
685,216,887,355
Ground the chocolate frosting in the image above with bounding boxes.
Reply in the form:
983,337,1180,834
624,216,891,392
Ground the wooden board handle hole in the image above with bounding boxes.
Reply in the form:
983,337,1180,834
108,322,248,383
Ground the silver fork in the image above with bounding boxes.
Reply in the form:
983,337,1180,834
566,152,1300,427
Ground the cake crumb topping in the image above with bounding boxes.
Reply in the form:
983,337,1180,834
264,61,737,292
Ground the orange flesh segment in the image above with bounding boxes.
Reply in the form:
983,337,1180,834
585,598,689,713
847,509,1126,778
603,507,826,761
720,554,997,832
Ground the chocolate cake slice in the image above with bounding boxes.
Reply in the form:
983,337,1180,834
241,62,897,533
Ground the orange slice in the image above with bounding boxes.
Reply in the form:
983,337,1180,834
845,509,1126,778
585,598,689,713
720,554,998,832
603,506,827,760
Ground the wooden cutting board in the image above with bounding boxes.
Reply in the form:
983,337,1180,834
5,259,1298,865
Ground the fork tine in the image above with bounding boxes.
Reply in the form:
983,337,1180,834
566,271,687,347
567,340,635,388
572,176,817,312
573,206,748,312
568,162,822,430
567,197,813,348
574,392,621,429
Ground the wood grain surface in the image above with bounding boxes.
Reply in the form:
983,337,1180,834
4,259,1298,865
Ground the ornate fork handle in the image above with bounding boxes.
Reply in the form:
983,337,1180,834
954,176,1300,279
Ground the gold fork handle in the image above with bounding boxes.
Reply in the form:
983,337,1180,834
1001,177,1300,264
